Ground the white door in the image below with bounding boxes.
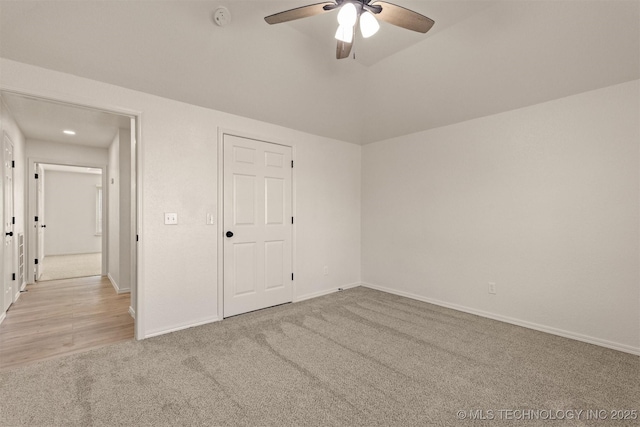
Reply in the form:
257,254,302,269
36,164,45,280
3,135,14,312
223,135,292,317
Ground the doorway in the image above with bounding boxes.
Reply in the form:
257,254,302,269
34,163,104,282
0,90,140,367
222,134,293,317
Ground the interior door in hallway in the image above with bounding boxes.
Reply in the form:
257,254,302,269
3,134,14,312
223,134,292,317
36,164,45,280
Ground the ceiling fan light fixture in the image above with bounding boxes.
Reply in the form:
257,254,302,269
264,1,435,60
359,11,380,38
337,2,358,27
335,24,354,43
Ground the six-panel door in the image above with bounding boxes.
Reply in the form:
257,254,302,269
223,135,292,317
3,135,13,312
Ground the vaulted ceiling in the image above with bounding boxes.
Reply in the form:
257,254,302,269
0,1,638,144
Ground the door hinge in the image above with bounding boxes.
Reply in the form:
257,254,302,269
34,259,39,265
35,216,39,222
136,234,139,242
12,273,15,281
291,273,294,281
12,216,15,224
35,173,39,179
291,160,294,168
291,217,294,224
11,160,15,168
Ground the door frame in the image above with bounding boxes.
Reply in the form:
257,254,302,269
0,86,144,340
34,163,44,281
217,128,297,319
29,160,108,280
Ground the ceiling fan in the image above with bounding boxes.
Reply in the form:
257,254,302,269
265,1,435,59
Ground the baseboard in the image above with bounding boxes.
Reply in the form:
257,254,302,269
0,311,5,325
107,273,118,292
294,282,361,303
107,273,130,294
145,284,360,338
12,282,26,303
144,316,221,339
128,306,135,319
362,282,640,356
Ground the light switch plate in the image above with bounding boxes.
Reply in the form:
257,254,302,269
164,213,178,225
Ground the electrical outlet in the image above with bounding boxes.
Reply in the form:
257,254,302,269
488,282,496,295
164,212,178,225
323,266,329,275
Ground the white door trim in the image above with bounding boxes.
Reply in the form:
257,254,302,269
29,159,108,280
1,86,144,341
217,128,297,320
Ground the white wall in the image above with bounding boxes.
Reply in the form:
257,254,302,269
295,137,361,300
108,131,120,287
362,80,640,354
106,128,133,295
118,128,132,294
0,94,27,318
43,170,101,256
0,59,362,338
26,139,109,166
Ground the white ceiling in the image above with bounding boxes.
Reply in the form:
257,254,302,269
1,92,131,148
286,1,498,66
0,1,638,145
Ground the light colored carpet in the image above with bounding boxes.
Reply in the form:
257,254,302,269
39,253,101,281
0,287,637,426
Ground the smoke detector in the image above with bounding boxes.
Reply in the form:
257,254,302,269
213,7,231,27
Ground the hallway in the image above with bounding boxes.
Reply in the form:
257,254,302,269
0,275,133,371
39,252,102,281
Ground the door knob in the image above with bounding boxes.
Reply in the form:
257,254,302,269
225,231,234,238
5,231,12,237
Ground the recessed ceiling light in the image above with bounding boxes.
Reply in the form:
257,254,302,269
63,130,76,135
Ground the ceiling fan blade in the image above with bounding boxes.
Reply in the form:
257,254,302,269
265,2,337,25
371,1,434,33
336,26,356,59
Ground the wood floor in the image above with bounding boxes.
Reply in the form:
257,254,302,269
0,275,134,371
